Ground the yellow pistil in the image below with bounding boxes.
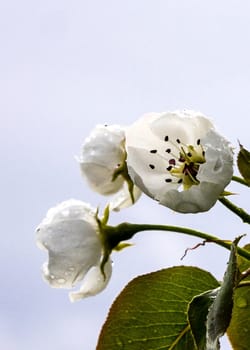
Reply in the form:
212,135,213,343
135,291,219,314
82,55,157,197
170,144,206,190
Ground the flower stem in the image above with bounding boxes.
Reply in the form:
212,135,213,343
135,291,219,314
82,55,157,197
219,197,250,224
104,223,250,260
232,175,250,187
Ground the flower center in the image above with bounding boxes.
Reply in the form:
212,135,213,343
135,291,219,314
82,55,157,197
148,136,206,190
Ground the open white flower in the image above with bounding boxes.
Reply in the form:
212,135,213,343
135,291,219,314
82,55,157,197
36,199,112,301
125,110,234,213
77,124,141,210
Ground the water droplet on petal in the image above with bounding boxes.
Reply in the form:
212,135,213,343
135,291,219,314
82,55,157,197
62,209,70,217
236,296,248,308
57,278,66,284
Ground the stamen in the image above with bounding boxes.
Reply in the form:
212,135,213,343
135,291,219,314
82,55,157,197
197,139,201,145
165,178,172,182
166,166,172,171
150,149,157,153
164,136,169,142
176,138,181,144
166,148,171,153
149,164,155,169
169,159,176,165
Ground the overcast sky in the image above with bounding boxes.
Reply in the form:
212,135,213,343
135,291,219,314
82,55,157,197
2,1,250,349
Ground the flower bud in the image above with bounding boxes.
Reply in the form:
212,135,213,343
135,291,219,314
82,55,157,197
36,199,111,301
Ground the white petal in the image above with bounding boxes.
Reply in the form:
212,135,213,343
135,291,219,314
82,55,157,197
79,124,126,195
36,200,102,288
198,129,234,184
126,146,179,198
149,110,213,144
79,162,124,195
109,184,142,212
39,199,98,227
69,259,112,302
158,182,223,213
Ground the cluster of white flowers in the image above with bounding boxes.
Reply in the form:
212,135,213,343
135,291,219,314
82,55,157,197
36,110,234,300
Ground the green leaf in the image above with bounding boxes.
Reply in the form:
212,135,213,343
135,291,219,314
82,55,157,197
237,142,250,185
188,289,218,350
96,266,219,350
206,237,240,350
227,244,250,349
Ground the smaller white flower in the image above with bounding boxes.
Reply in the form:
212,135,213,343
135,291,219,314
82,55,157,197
36,199,111,301
77,124,141,210
125,110,234,213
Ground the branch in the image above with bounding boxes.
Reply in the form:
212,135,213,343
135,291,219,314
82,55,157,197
219,197,250,224
103,222,250,260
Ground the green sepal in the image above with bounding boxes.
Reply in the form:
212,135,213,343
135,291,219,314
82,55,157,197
220,190,237,197
237,142,250,185
113,242,134,251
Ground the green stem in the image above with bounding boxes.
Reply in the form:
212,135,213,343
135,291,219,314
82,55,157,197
104,223,250,260
219,197,250,224
232,175,249,187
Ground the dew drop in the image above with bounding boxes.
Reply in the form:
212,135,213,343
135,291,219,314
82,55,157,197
236,296,248,308
57,278,66,284
62,209,70,217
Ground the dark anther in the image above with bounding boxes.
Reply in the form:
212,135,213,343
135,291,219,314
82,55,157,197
165,178,172,182
165,148,171,153
169,158,176,165
176,138,181,144
197,139,201,145
202,151,205,156
178,179,183,183
187,152,192,157
164,135,169,142
150,149,157,153
149,164,155,169
166,166,172,171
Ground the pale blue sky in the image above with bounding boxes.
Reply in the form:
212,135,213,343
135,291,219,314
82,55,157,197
2,1,250,349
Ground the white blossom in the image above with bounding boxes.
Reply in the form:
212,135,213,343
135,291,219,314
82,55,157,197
36,199,111,301
77,124,141,210
125,110,234,213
